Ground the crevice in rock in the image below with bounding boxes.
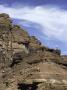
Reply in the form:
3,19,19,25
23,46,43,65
10,53,23,67
18,82,38,90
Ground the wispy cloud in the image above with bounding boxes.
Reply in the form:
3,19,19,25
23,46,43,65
0,5,67,44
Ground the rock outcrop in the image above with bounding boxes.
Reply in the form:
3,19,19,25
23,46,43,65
0,13,67,90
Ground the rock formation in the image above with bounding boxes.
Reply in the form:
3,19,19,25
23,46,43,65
0,13,67,90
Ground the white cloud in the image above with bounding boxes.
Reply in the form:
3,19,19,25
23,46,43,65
0,5,67,43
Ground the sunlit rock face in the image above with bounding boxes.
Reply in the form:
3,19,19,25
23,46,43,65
0,13,67,90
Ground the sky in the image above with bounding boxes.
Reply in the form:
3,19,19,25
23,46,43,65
0,0,67,54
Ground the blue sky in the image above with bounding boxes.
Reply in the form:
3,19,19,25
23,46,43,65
0,0,67,54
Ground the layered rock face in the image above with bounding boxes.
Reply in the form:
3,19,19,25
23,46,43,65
0,13,67,90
